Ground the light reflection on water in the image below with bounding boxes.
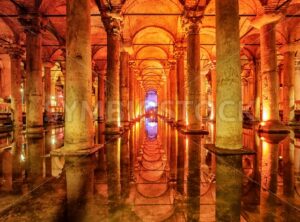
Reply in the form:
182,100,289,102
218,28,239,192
0,121,299,221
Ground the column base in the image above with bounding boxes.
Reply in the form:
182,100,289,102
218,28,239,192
26,126,45,138
179,128,209,135
288,121,300,126
258,120,290,134
121,121,130,129
258,132,289,144
97,117,105,123
51,144,103,157
105,127,123,135
204,144,255,156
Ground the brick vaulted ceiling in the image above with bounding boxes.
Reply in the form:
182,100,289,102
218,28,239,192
0,0,300,92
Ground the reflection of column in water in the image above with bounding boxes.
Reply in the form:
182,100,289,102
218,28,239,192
106,138,121,220
1,149,12,192
65,156,95,222
12,129,24,193
44,128,52,177
170,128,177,181
260,139,279,221
177,133,185,194
216,154,242,222
187,135,201,222
121,131,130,199
282,134,294,197
26,135,45,192
96,123,106,174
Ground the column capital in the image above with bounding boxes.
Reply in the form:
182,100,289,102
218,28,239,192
5,45,24,59
43,61,54,68
250,12,283,29
18,13,45,34
174,43,186,59
182,16,201,35
102,12,123,36
129,60,137,69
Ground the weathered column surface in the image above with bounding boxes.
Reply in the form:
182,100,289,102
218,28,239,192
103,13,122,134
175,45,185,126
44,62,53,122
98,69,106,123
21,14,44,136
129,61,136,122
7,46,24,129
120,51,130,127
64,0,94,152
258,21,289,132
169,61,177,122
214,0,244,221
210,65,217,122
184,20,203,133
216,0,242,149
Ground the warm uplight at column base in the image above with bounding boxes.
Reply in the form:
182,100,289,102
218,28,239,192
259,120,290,134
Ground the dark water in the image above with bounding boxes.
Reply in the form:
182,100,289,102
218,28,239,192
0,119,299,221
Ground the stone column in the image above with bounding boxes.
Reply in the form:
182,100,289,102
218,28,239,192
43,62,53,122
98,70,105,123
254,17,288,132
213,0,244,221
7,46,24,129
174,45,185,126
252,59,261,121
64,0,94,152
282,51,296,124
20,14,44,136
129,61,136,122
120,51,130,127
184,19,203,133
168,60,177,122
295,57,300,112
102,13,122,133
210,64,217,122
62,0,95,220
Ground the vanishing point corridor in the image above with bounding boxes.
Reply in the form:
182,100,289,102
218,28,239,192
1,0,300,221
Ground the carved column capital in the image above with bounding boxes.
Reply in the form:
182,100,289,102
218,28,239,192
6,45,24,59
102,12,123,36
19,13,45,35
174,43,186,59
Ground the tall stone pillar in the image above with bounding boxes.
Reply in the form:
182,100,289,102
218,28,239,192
252,15,288,132
7,46,24,129
210,64,217,122
295,57,300,112
252,59,261,121
174,45,185,126
282,51,296,124
183,19,203,133
168,61,177,122
120,51,130,127
64,0,94,152
20,14,44,136
44,62,53,122
129,61,136,122
102,12,122,133
98,69,105,123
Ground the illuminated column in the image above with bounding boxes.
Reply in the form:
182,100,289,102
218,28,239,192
252,59,262,121
7,46,24,129
120,51,130,127
102,12,122,133
174,45,185,126
62,0,95,220
209,1,247,221
44,62,53,121
20,14,44,135
210,63,217,122
98,69,105,123
129,61,136,122
201,71,207,119
168,60,177,122
251,13,288,132
295,57,300,113
184,19,203,132
282,51,296,124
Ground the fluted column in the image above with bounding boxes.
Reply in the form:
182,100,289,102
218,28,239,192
174,45,185,126
184,20,203,132
7,46,24,129
120,51,130,127
258,20,288,132
102,13,122,133
20,14,44,136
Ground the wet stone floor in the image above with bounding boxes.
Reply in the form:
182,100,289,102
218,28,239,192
0,118,299,221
